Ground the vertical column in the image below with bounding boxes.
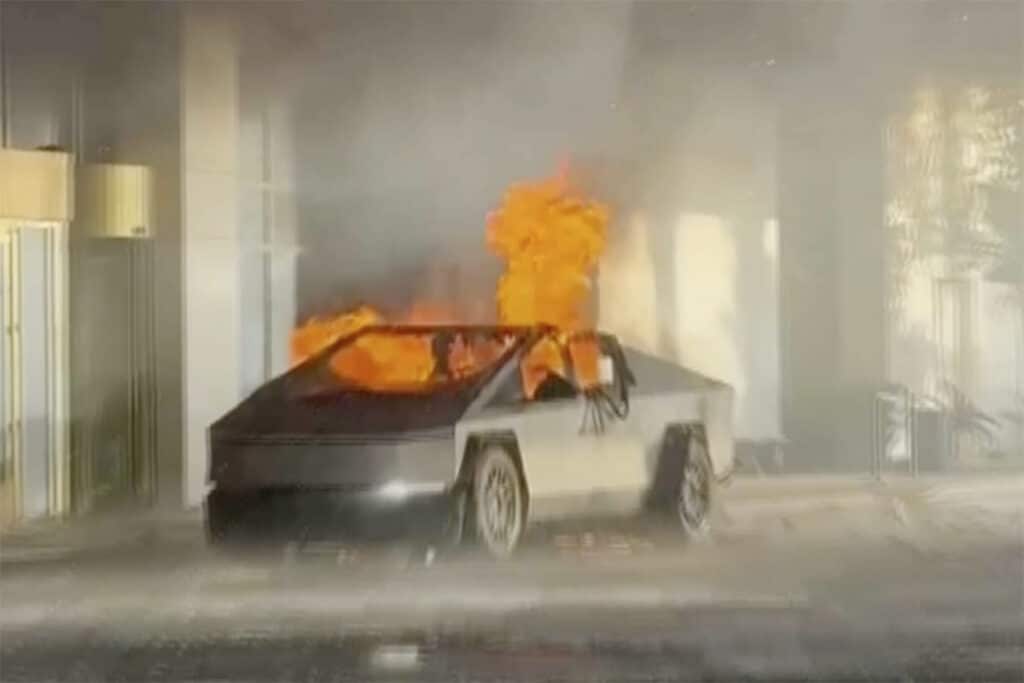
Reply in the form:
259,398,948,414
238,99,297,394
266,103,297,377
0,229,11,527
0,0,9,147
831,5,891,472
237,103,267,396
181,5,241,507
18,227,48,518
777,68,841,470
46,224,69,516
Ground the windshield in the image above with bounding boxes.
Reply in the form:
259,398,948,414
327,328,517,393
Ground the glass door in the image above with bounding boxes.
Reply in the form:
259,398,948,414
68,237,156,513
0,228,14,527
0,222,69,526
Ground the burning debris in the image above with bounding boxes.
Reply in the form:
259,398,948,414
290,167,610,395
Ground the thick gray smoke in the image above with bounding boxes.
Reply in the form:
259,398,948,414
242,2,1021,456
272,2,632,318
4,1,1017,478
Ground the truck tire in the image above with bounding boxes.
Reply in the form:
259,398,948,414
472,444,525,557
677,429,713,538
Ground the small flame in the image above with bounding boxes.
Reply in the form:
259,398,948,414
448,333,511,380
290,305,383,367
402,302,461,326
568,335,601,389
521,335,567,399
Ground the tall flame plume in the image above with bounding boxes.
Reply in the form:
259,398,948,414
487,169,608,330
290,167,610,394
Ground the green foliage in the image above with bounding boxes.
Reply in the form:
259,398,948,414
938,380,1001,450
886,86,1023,303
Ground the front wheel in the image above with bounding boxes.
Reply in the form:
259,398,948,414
472,445,525,558
677,430,713,538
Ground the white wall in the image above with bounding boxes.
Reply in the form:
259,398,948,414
181,6,242,507
598,73,781,441
181,6,299,506
977,281,1024,457
239,102,298,396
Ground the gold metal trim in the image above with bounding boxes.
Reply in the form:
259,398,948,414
75,164,153,239
0,149,74,223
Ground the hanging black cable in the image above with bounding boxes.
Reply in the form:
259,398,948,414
581,332,637,435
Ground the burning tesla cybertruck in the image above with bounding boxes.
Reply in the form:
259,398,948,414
207,324,734,556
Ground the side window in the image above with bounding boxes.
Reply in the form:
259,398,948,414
488,365,527,405
490,333,625,406
521,335,577,401
531,371,578,401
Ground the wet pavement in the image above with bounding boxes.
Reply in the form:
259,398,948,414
2,478,1022,681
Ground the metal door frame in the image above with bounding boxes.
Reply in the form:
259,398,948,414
0,219,70,523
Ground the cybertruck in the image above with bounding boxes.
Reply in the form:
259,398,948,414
207,326,734,556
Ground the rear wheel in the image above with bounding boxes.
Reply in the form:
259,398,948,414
677,431,713,538
472,445,525,558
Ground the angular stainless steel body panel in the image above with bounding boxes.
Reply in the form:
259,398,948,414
206,326,734,534
210,432,454,490
455,347,734,522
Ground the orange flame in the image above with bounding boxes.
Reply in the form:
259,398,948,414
487,170,608,330
448,333,511,380
290,166,610,395
402,302,461,326
289,305,383,367
329,332,436,392
568,335,601,390
489,170,608,392
520,335,567,399
327,330,513,393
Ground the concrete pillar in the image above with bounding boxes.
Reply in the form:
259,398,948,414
597,213,658,354
239,101,298,394
180,5,241,507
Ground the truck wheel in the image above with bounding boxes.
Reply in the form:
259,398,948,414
205,494,231,546
472,445,525,557
204,494,247,554
677,430,713,538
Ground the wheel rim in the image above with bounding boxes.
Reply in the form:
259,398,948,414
479,458,521,553
678,446,710,531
